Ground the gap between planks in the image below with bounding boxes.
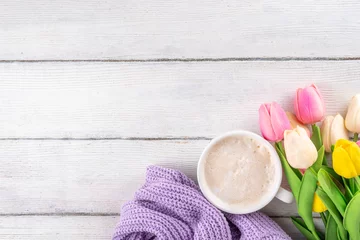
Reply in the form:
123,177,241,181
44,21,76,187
0,213,119,217
1,57,360,63
0,213,320,219
0,137,212,141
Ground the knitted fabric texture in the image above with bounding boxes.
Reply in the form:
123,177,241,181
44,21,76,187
113,166,291,240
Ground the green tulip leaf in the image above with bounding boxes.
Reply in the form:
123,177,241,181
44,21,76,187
312,146,325,173
351,177,360,193
326,215,338,240
310,124,328,166
276,141,285,154
320,212,327,226
321,166,342,183
349,178,356,194
311,124,323,150
275,142,302,201
343,192,360,240
342,177,349,187
316,187,348,240
297,169,320,240
337,229,342,240
317,169,347,216
343,177,354,202
324,210,329,220
291,217,318,240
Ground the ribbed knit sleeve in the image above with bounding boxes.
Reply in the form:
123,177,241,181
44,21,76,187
113,166,291,240
226,212,291,240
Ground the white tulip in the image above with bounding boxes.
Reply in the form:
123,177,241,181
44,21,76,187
284,126,318,169
345,94,360,133
321,114,349,152
321,116,334,153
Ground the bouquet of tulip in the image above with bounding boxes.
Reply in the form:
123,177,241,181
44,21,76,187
259,84,360,240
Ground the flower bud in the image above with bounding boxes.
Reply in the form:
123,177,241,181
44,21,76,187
284,126,318,169
321,114,349,152
294,84,325,124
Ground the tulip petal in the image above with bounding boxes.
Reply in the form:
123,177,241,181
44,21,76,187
294,88,303,123
355,107,360,132
330,114,349,146
259,104,276,141
335,139,351,149
271,103,291,140
345,95,360,133
347,141,360,174
286,112,311,137
297,88,313,124
306,87,324,123
303,88,316,122
321,116,334,152
333,147,358,178
311,84,322,99
312,192,327,213
295,85,325,124
284,127,318,169
311,84,326,118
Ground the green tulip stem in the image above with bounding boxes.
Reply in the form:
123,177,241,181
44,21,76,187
320,212,327,226
354,176,360,190
276,141,286,155
354,133,359,142
330,145,334,153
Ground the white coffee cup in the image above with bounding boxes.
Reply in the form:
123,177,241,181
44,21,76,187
197,130,293,214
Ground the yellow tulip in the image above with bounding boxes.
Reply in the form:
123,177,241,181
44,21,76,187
333,139,360,178
312,192,327,213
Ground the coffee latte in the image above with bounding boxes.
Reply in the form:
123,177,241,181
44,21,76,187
203,135,275,207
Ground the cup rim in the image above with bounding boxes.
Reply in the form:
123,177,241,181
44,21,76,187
197,130,282,214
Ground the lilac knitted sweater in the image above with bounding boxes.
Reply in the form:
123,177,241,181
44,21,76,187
113,166,290,240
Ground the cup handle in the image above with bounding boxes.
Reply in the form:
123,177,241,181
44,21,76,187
275,187,294,203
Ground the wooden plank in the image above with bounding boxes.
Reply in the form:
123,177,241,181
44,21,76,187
1,61,360,138
0,139,301,216
0,216,117,240
1,0,360,60
0,216,320,239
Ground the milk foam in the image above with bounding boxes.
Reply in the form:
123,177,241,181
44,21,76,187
204,135,275,207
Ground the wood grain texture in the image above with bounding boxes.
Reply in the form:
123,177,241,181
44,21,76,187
1,61,360,138
0,216,117,240
0,216,322,239
0,139,303,216
1,0,360,60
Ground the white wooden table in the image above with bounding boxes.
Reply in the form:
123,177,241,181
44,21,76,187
1,1,359,239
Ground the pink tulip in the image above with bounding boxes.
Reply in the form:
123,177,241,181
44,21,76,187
259,102,291,142
357,140,360,147
294,84,325,124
